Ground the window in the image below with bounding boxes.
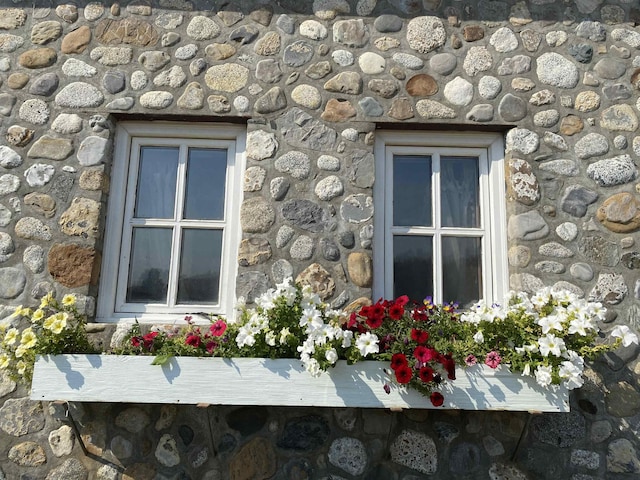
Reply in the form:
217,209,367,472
97,123,245,322
374,131,507,307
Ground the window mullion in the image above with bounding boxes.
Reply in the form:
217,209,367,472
386,147,396,298
432,152,442,304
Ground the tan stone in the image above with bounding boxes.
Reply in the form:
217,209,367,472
31,21,63,45
229,437,276,480
344,296,372,314
61,26,91,54
8,442,46,466
205,43,236,61
463,25,484,42
389,97,415,120
632,68,640,90
18,48,57,69
48,243,100,288
7,73,29,89
606,381,640,417
79,168,109,191
348,252,373,287
560,115,584,136
24,193,56,218
0,8,27,30
59,197,101,238
324,72,362,95
6,126,34,147
597,192,640,233
321,99,356,122
295,263,336,301
238,238,272,266
95,18,159,47
575,91,601,113
254,31,281,56
205,64,249,93
27,135,74,160
406,74,438,97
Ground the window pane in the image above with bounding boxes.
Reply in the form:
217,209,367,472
135,147,178,219
184,148,227,220
393,155,432,227
441,156,480,228
393,235,433,302
177,229,223,304
442,236,482,306
127,228,172,303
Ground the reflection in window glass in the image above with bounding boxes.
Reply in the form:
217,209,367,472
135,147,179,219
393,235,433,302
177,229,223,304
393,155,432,227
442,236,482,306
441,156,480,228
127,227,172,303
184,149,227,220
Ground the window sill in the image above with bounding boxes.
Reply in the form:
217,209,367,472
31,355,568,412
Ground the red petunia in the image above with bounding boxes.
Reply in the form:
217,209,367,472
438,353,456,380
390,353,408,371
388,303,404,320
142,332,158,350
185,334,201,348
366,314,384,329
419,366,434,383
206,341,218,354
210,320,227,337
131,336,141,348
395,295,410,308
430,391,444,407
414,346,438,363
394,365,413,384
411,328,429,344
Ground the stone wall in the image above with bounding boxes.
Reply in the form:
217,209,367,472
0,0,639,478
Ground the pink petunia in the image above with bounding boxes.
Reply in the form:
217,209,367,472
484,351,502,369
210,320,227,337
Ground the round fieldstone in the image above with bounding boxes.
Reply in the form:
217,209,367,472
406,74,437,96
507,158,540,205
315,175,343,201
0,204,11,227
153,66,187,88
508,210,549,240
536,53,579,88
444,77,473,106
392,52,424,70
272,259,294,283
102,70,126,94
24,163,55,187
275,151,311,179
0,267,26,299
407,17,446,54
51,113,82,134
499,94,527,122
55,82,104,108
276,225,295,249
175,44,197,60
341,194,373,224
575,91,601,112
328,437,367,476
284,41,314,67
478,76,502,99
62,58,96,78
594,58,626,80
543,132,568,151
568,43,593,63
391,430,437,475
464,46,493,77
570,263,594,282
140,91,174,109
282,200,326,233
177,82,204,109
19,99,50,124
596,192,640,233
300,20,327,40
490,27,518,52
607,438,640,473
291,84,322,109
587,155,638,187
347,252,372,287
556,222,579,241
600,104,639,132
508,245,531,268
0,146,22,169
187,16,220,40
534,109,560,128
241,198,275,233
29,72,59,96
290,235,314,260
318,155,340,171
560,185,599,217
539,242,574,258
359,97,384,117
23,245,45,273
19,48,57,69
205,64,249,93
0,233,14,262
358,52,385,75
155,434,180,467
589,273,628,305
0,174,20,195
531,412,585,447
374,14,402,33
430,53,457,75
247,130,278,161
506,128,539,154
244,166,266,192
415,99,455,119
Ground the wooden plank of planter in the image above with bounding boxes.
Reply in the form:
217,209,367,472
31,355,569,412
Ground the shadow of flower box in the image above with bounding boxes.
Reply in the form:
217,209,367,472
31,355,568,412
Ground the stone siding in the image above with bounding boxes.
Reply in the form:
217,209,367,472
0,0,638,478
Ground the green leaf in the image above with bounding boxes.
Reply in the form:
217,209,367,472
151,354,172,366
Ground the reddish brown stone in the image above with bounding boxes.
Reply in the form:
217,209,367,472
560,115,584,136
18,48,57,69
597,193,640,233
389,97,414,120
321,99,356,122
406,74,438,97
61,26,91,54
463,25,485,42
230,437,276,480
95,18,159,47
48,244,100,288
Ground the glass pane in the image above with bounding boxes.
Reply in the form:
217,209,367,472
135,147,179,219
441,156,480,228
393,235,433,302
442,236,482,307
184,148,227,220
393,155,432,227
177,229,223,304
127,228,172,303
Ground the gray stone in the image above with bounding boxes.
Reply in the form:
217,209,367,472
270,177,290,201
463,46,493,77
255,87,287,114
430,53,457,75
103,70,126,94
23,245,45,273
138,51,170,72
281,200,326,233
19,99,50,125
576,21,606,41
570,263,594,282
0,204,11,227
589,273,627,305
333,19,368,47
579,235,620,267
496,55,531,76
44,458,88,480
328,437,367,475
340,194,373,224
374,14,402,33
315,176,343,201
0,146,21,168
283,41,314,67
359,97,383,117
49,425,75,457
275,226,295,249
613,135,627,150
244,167,266,192
536,53,579,88
189,58,207,76
392,52,423,70
594,58,626,79
246,130,278,161
390,430,437,474
531,412,585,447
0,94,16,116
15,217,51,240
450,443,482,474
587,155,637,187
533,109,560,128
506,128,539,155
571,449,600,470
275,151,311,180
478,76,502,99
318,155,340,172
140,91,174,109
178,82,204,110
276,14,295,34
300,20,327,40
256,59,283,83
444,77,473,106
229,25,258,44
0,233,13,263
290,235,314,260
29,72,59,96
467,104,494,122
272,259,293,283
535,261,565,274
508,245,531,267
186,16,220,40
416,100,456,119
155,434,180,467
338,231,355,249
204,64,249,93
175,44,197,60
116,407,150,434
407,16,445,54
543,132,568,151
153,66,187,88
106,97,135,110
603,84,632,101
568,44,593,64
607,438,640,473
560,185,599,217
0,174,19,196
241,198,275,233
498,94,527,122
331,50,354,67
62,58,96,77
556,222,578,241
78,136,109,166
55,82,104,108
24,163,55,187
540,159,579,176
90,47,133,66
539,242,574,258
575,133,609,159
621,252,640,269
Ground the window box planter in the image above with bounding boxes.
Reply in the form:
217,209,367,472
31,355,568,412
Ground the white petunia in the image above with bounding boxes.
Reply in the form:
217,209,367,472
325,348,338,364
534,365,553,387
538,334,565,357
559,361,584,389
473,331,484,343
611,325,639,347
355,332,379,357
538,315,563,334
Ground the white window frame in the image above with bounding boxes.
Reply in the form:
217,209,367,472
97,122,245,323
373,131,508,305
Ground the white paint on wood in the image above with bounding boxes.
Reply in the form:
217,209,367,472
31,355,569,412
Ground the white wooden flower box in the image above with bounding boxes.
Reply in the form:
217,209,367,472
31,355,569,412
